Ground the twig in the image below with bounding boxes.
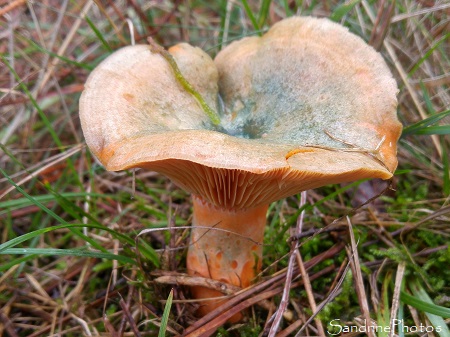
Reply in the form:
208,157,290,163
183,243,345,336
154,271,293,319
185,265,337,337
155,274,239,296
185,287,284,337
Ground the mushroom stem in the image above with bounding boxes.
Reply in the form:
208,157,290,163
187,196,268,319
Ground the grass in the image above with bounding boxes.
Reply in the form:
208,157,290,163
1,0,449,336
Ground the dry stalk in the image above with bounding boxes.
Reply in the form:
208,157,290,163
119,294,142,337
295,251,326,337
0,144,83,200
183,243,345,336
389,262,406,337
346,216,374,337
391,3,450,23
275,319,303,337
293,261,351,337
267,192,308,336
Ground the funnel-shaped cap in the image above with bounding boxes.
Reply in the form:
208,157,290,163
79,16,402,210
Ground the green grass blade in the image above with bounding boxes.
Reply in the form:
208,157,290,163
283,0,293,16
404,281,450,337
1,56,63,148
241,0,260,33
375,272,392,337
85,16,113,52
0,221,162,268
0,248,136,265
47,185,107,226
420,82,436,114
22,37,93,70
257,0,272,28
0,224,69,253
0,144,83,190
136,238,161,268
330,0,361,22
0,168,108,251
442,137,450,195
1,163,161,267
158,289,173,337
0,255,38,272
402,109,450,136
217,0,227,50
400,291,450,318
409,33,450,77
414,125,450,135
0,192,107,214
398,296,405,337
0,223,133,253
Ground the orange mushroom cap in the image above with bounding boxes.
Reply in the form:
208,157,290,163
79,16,402,210
80,16,402,321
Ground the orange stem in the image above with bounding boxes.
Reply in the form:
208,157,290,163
186,196,268,319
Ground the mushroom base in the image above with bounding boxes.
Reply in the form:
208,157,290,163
187,196,268,321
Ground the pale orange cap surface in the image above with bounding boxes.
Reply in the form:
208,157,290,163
79,16,402,210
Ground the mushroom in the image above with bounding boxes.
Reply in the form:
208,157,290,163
79,16,402,319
